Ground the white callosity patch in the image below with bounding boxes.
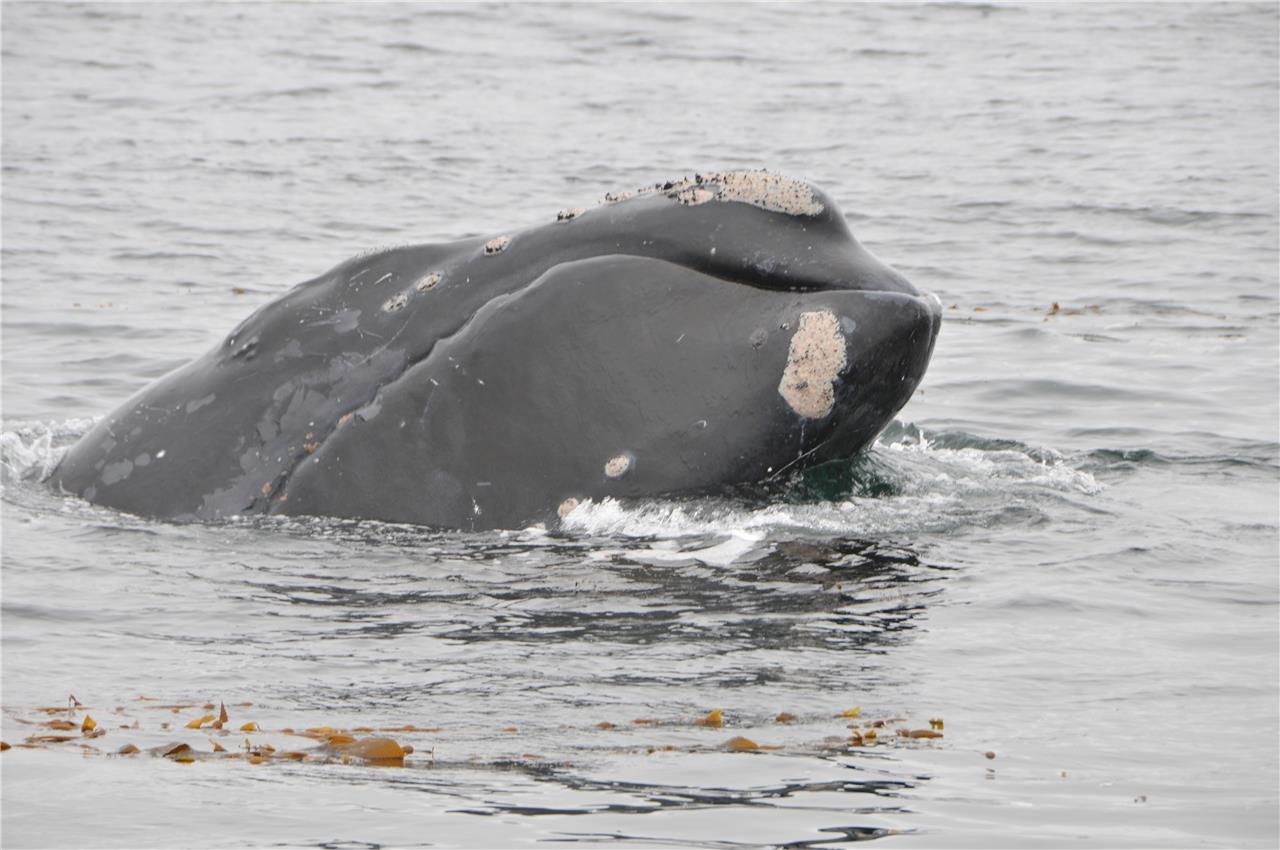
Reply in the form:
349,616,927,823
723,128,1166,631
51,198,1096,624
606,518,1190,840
597,170,824,217
483,235,511,255
672,171,824,216
557,497,580,519
415,272,442,292
604,453,632,479
677,187,716,205
777,310,848,419
382,293,409,313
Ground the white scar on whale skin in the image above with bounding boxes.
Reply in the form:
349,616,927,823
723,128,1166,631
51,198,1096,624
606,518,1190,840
778,310,848,419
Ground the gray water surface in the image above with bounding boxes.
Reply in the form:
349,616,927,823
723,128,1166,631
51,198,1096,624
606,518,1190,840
2,3,1278,848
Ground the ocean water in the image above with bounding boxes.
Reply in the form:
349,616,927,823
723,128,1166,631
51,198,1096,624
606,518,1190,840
2,3,1277,848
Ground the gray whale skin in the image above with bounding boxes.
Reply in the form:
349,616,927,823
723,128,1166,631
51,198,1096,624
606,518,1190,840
50,171,942,530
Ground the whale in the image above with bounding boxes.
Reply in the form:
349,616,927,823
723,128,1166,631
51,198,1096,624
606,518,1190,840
49,170,941,530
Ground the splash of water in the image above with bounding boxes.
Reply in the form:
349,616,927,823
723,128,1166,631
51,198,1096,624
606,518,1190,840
0,418,94,487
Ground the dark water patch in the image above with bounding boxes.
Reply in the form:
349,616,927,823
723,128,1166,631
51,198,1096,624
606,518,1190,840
77,6,145,21
1067,332,1126,343
3,194,130,214
272,86,338,99
266,48,349,63
381,41,447,55
841,48,928,59
1025,250,1113,265
241,580,466,611
1,601,112,623
1066,430,1280,469
315,63,384,76
0,245,57,256
1012,228,1171,247
437,565,942,653
1087,449,1279,472
956,377,1185,405
779,826,902,848
79,95,157,108
1,321,179,339
1078,446,1171,469
56,352,164,373
547,825,900,848
110,250,224,262
648,51,755,65
921,2,1015,13
463,773,913,816
1045,201,1273,227
77,59,156,71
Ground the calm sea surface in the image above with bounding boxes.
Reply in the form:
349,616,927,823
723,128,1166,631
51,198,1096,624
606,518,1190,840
2,3,1277,848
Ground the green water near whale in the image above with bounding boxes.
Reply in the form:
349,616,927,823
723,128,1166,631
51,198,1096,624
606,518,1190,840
2,3,1277,848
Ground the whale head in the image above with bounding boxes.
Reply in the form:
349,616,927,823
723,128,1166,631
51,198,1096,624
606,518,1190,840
50,171,941,529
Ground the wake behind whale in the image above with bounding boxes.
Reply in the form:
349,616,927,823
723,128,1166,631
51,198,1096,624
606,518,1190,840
49,171,941,530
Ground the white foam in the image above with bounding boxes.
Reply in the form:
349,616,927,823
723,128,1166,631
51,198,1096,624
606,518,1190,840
2,420,1104,543
560,427,1103,540
883,434,1104,495
0,418,95,485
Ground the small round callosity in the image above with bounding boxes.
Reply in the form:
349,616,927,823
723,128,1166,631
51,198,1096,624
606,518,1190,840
557,497,580,518
556,207,584,222
604,453,633,479
484,235,511,255
415,272,442,292
382,293,409,313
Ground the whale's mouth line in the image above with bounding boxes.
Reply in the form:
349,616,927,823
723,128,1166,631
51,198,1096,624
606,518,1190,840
579,248,926,299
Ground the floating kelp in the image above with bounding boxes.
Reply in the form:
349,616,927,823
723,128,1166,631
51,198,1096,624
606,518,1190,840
693,708,723,728
1,693,971,772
